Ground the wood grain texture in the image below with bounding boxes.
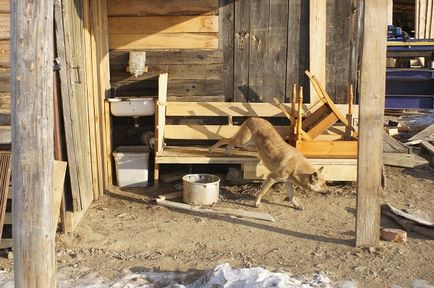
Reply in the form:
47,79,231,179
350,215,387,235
234,0,250,102
0,40,9,67
110,64,223,81
109,32,219,50
0,14,9,41
109,16,218,34
110,49,223,69
219,0,234,101
107,0,219,16
11,0,55,284
309,0,326,104
0,70,9,93
326,0,355,104
0,0,10,13
0,151,11,243
112,79,223,97
356,0,388,248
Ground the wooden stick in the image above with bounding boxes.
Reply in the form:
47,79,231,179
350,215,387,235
297,87,304,141
291,83,297,117
157,191,183,200
156,198,275,222
348,84,354,115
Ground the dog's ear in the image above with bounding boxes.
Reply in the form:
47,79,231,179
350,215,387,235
311,171,319,182
317,166,324,174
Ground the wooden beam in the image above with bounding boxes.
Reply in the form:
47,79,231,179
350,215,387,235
356,0,388,248
109,33,219,50
309,0,326,104
11,0,55,285
108,16,219,34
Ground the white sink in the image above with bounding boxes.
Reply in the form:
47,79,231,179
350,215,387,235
108,97,155,117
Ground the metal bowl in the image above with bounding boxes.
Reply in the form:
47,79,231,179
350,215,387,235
182,174,220,205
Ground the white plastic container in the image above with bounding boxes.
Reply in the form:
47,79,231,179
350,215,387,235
113,146,150,187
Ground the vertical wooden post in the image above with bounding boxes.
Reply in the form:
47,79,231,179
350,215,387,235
11,0,55,285
356,0,388,247
309,0,326,104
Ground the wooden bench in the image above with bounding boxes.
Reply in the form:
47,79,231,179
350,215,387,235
154,73,357,182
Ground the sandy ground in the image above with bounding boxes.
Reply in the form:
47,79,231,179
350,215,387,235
0,166,433,287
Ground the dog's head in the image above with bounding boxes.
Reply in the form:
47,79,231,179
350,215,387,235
305,167,329,193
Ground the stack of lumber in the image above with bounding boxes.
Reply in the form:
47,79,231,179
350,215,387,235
0,0,10,144
416,0,434,39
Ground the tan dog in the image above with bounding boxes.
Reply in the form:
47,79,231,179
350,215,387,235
209,117,328,210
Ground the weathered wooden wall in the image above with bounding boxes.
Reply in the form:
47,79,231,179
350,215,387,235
0,0,10,116
106,0,359,104
107,0,224,101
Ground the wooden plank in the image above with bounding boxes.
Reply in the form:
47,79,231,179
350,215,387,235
52,161,67,234
164,124,291,140
356,0,388,248
109,16,218,34
0,40,9,67
243,159,358,181
420,140,434,166
383,132,409,153
57,0,94,211
113,79,223,97
156,198,275,222
286,1,305,96
0,70,9,93
247,0,268,102
408,124,434,142
103,101,113,187
107,0,219,16
309,0,326,104
265,0,287,103
326,0,354,104
83,0,102,200
109,33,219,50
166,101,291,117
234,0,250,102
0,93,10,110
0,14,9,41
296,140,358,159
11,0,55,283
0,0,10,13
156,73,168,155
219,0,234,101
110,64,223,81
109,49,223,69
168,95,226,102
0,152,11,241
306,113,339,139
383,153,429,168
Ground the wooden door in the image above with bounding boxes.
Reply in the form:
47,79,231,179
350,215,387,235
233,0,289,103
55,0,93,212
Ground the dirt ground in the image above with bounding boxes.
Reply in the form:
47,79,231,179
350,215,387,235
1,166,433,287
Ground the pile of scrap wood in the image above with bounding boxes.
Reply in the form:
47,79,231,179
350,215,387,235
383,112,434,168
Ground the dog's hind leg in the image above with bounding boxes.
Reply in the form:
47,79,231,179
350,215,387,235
255,175,276,208
285,182,303,210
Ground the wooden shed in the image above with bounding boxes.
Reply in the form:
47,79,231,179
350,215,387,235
7,0,392,285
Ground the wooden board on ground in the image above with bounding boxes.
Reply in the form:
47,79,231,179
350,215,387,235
383,153,429,168
408,124,434,143
156,198,275,222
383,131,409,153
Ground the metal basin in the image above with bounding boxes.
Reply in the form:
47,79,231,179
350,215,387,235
183,174,220,205
108,97,155,117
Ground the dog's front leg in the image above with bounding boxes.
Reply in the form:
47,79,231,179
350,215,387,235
255,175,276,208
285,182,303,210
